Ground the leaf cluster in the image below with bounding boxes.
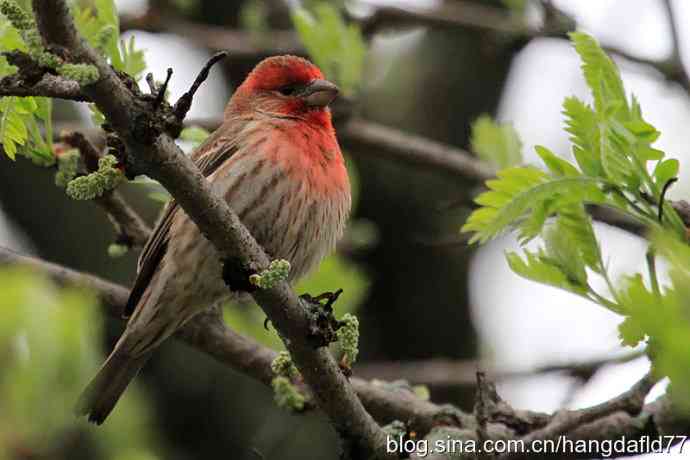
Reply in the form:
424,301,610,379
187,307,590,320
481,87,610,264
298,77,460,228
73,0,146,79
470,115,523,169
462,32,690,407
0,0,146,161
65,153,125,200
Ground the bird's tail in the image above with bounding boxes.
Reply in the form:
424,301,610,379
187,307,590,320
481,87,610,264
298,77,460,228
75,334,152,425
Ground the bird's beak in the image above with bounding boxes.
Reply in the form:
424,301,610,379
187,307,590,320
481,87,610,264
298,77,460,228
303,79,339,107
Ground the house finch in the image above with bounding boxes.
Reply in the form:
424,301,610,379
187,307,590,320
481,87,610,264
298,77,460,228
76,55,351,424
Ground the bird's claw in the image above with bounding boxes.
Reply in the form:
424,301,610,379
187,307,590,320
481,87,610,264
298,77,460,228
300,289,344,349
300,288,343,312
338,355,352,378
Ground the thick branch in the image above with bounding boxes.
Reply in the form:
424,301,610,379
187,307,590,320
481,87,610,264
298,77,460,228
340,118,496,182
120,12,303,58
355,352,644,388
359,2,688,90
0,72,88,100
3,246,689,457
498,373,658,460
118,3,689,91
31,1,389,456
0,246,441,430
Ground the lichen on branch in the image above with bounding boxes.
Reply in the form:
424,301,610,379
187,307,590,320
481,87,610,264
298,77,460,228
0,0,98,84
54,148,79,187
249,259,291,289
336,313,359,367
270,351,307,411
65,154,124,200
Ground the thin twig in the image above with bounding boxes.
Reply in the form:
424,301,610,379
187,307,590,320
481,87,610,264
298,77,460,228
173,51,228,121
354,352,646,388
496,373,657,460
153,67,173,109
61,131,152,248
658,177,678,223
96,192,151,249
474,372,496,458
660,0,690,89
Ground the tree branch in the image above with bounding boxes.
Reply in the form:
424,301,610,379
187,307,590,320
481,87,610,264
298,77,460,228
0,72,88,100
4,3,688,453
117,2,690,92
359,1,688,91
30,1,390,456
95,192,151,248
354,352,645,388
660,0,690,89
0,246,443,431
120,12,303,59
47,114,690,239
340,118,496,181
61,131,151,249
497,373,658,460
1,246,687,458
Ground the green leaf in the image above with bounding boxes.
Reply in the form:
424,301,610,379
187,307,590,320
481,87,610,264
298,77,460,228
0,96,28,159
0,267,159,455
618,314,646,348
624,119,660,144
73,4,105,47
471,115,523,168
462,170,606,244
291,3,365,96
73,1,145,79
543,221,588,287
502,0,526,13
637,145,664,161
0,15,26,77
120,35,146,80
534,145,579,176
600,124,639,187
570,32,627,117
506,250,588,296
562,96,602,176
555,205,602,272
618,273,671,347
653,158,679,187
180,125,210,146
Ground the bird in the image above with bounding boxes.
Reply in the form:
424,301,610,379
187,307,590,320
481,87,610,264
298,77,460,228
76,55,351,424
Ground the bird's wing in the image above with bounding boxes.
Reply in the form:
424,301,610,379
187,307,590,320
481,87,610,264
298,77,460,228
124,131,237,317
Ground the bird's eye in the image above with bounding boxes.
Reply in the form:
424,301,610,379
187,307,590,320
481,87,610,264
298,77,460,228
278,85,297,96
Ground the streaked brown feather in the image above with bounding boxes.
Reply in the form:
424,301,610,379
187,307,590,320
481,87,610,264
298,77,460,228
124,128,239,317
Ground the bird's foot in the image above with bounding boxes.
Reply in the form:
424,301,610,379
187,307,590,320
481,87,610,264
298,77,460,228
300,289,344,349
338,354,353,378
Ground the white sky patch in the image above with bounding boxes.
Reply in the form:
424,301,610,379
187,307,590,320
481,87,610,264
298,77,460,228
472,3,690,458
